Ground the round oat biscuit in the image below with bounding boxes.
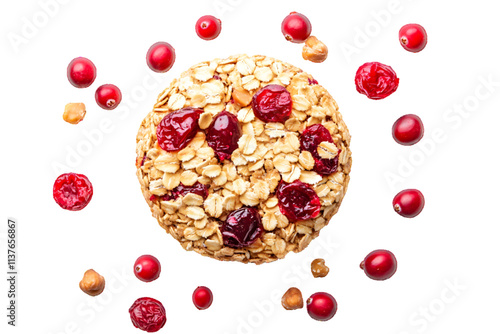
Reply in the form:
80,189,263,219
135,54,352,264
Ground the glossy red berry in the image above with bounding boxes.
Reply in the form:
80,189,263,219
206,111,241,161
252,84,292,123
281,12,312,43
393,189,425,218
355,62,399,100
360,249,397,281
399,24,427,53
172,182,209,200
67,57,96,88
95,84,122,110
53,173,93,211
195,15,222,40
277,180,321,222
300,124,339,175
146,42,176,73
221,207,264,248
306,292,337,321
129,297,166,332
156,108,203,152
392,114,424,146
192,286,213,310
134,255,161,283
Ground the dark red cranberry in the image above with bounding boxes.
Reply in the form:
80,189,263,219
192,286,213,310
156,107,203,152
399,23,427,53
67,57,96,88
392,114,424,146
252,84,292,123
360,249,397,281
195,15,222,40
129,297,166,332
355,62,399,100
306,292,337,321
206,111,241,161
146,42,176,73
281,12,312,43
53,173,93,211
220,207,264,248
172,182,209,200
300,124,339,175
393,189,425,218
308,78,318,85
277,180,321,222
95,84,122,110
134,255,161,283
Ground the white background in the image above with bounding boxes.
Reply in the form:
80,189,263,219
1,0,499,333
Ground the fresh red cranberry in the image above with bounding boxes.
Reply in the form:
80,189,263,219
172,182,209,200
392,114,424,146
134,255,161,283
355,62,399,100
277,180,321,222
129,297,166,332
156,108,203,152
53,173,93,211
393,189,425,218
67,57,96,88
95,84,122,110
195,15,222,40
192,286,213,310
399,23,427,53
252,84,292,123
206,111,241,161
221,207,264,248
360,249,397,281
306,292,337,321
281,12,312,43
300,124,339,175
146,42,176,73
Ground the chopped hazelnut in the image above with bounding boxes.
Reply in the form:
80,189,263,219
302,36,329,63
63,103,86,124
79,269,105,296
311,258,330,278
232,87,253,107
281,287,304,310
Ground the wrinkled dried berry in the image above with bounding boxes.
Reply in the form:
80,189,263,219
53,173,93,211
277,180,320,222
252,84,292,123
172,182,209,200
206,111,241,161
221,207,263,248
300,124,339,175
156,107,203,152
129,297,166,332
355,62,399,100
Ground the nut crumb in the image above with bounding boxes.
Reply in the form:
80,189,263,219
79,269,105,296
281,287,304,310
302,36,328,63
63,103,86,124
311,258,330,278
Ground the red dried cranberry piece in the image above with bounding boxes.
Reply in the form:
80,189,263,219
172,182,209,200
129,297,166,332
53,173,93,211
252,84,292,123
355,62,399,100
156,107,203,152
277,180,321,222
221,207,263,248
206,111,241,161
300,124,339,176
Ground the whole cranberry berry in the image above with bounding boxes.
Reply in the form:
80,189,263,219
220,207,264,248
129,297,166,332
195,15,222,40
206,111,241,161
399,23,427,53
134,255,161,283
277,180,321,222
355,62,399,100
53,173,93,211
392,114,424,146
360,249,397,281
146,42,176,73
393,189,425,218
192,286,213,310
306,292,337,321
95,84,122,110
281,12,312,43
156,107,203,152
67,57,96,88
252,84,292,123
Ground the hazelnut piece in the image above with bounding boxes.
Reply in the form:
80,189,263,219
79,269,105,296
232,87,252,107
311,258,330,278
302,36,329,63
281,287,304,310
63,103,86,124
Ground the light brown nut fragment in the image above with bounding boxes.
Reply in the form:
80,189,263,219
311,258,330,278
302,36,329,63
63,103,86,124
281,287,304,310
232,87,253,107
79,269,105,296
317,141,339,159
